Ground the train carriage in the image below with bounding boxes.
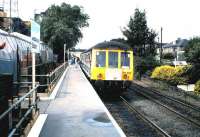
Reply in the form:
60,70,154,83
0,29,54,82
80,41,134,90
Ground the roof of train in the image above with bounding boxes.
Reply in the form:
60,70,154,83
83,41,132,53
0,29,8,34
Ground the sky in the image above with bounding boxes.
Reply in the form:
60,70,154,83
8,0,200,49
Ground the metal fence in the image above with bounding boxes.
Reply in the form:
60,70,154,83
21,62,68,93
0,84,39,137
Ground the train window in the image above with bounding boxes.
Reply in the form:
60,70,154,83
121,52,130,68
109,52,118,68
96,51,106,67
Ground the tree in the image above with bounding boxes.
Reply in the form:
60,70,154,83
184,37,200,84
41,3,89,61
110,38,127,44
12,18,30,36
122,8,157,56
184,37,200,64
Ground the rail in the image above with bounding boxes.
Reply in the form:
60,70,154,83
130,87,200,128
0,84,39,137
120,96,171,137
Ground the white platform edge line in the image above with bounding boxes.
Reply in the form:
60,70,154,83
40,66,69,101
79,65,127,137
27,114,48,137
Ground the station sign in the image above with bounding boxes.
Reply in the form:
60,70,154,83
31,20,40,52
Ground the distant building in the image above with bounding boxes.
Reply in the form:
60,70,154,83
162,38,188,54
0,10,10,31
0,9,30,35
156,38,188,65
70,49,86,58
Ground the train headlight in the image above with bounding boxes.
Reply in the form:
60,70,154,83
123,74,128,80
97,73,103,80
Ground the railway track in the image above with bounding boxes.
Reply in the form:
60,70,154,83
130,83,200,128
92,77,200,136
120,96,171,137
132,81,200,110
131,83,200,111
103,96,168,137
125,85,200,136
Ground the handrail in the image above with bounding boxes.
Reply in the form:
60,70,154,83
20,74,48,77
19,62,67,93
8,105,34,137
49,62,66,77
20,62,67,78
0,84,39,120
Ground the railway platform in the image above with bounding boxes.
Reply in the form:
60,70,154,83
28,64,126,137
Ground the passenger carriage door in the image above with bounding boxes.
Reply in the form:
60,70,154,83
106,51,122,80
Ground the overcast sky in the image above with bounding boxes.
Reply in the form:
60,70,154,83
14,0,200,49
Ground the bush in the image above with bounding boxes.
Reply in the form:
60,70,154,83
181,64,200,84
162,53,175,60
194,80,200,94
151,65,188,85
151,65,176,80
135,56,160,77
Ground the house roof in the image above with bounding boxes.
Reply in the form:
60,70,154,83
163,39,188,48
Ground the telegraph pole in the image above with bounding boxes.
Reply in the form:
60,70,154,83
160,27,163,63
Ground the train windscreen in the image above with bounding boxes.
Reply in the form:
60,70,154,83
96,51,106,67
121,52,130,68
109,51,118,68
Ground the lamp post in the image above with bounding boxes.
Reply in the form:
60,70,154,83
64,44,66,67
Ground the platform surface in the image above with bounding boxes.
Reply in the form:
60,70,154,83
39,65,124,137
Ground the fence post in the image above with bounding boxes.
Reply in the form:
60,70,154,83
47,75,49,92
32,88,36,118
28,86,31,108
8,99,12,130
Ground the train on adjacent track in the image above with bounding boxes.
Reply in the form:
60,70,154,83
80,41,134,90
0,29,54,82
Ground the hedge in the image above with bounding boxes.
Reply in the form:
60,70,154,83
151,65,188,85
194,80,200,94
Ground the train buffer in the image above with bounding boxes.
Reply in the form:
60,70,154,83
28,64,126,137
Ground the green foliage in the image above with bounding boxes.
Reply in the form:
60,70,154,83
184,38,200,84
180,64,200,84
162,53,175,60
151,65,188,85
12,18,30,36
194,80,200,94
122,8,157,57
110,38,127,44
135,56,160,78
41,3,89,61
184,37,200,64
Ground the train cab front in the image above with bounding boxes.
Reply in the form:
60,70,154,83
91,49,133,91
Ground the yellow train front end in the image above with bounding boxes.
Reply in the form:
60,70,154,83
90,48,134,89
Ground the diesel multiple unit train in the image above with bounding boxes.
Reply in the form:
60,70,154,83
80,41,134,90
